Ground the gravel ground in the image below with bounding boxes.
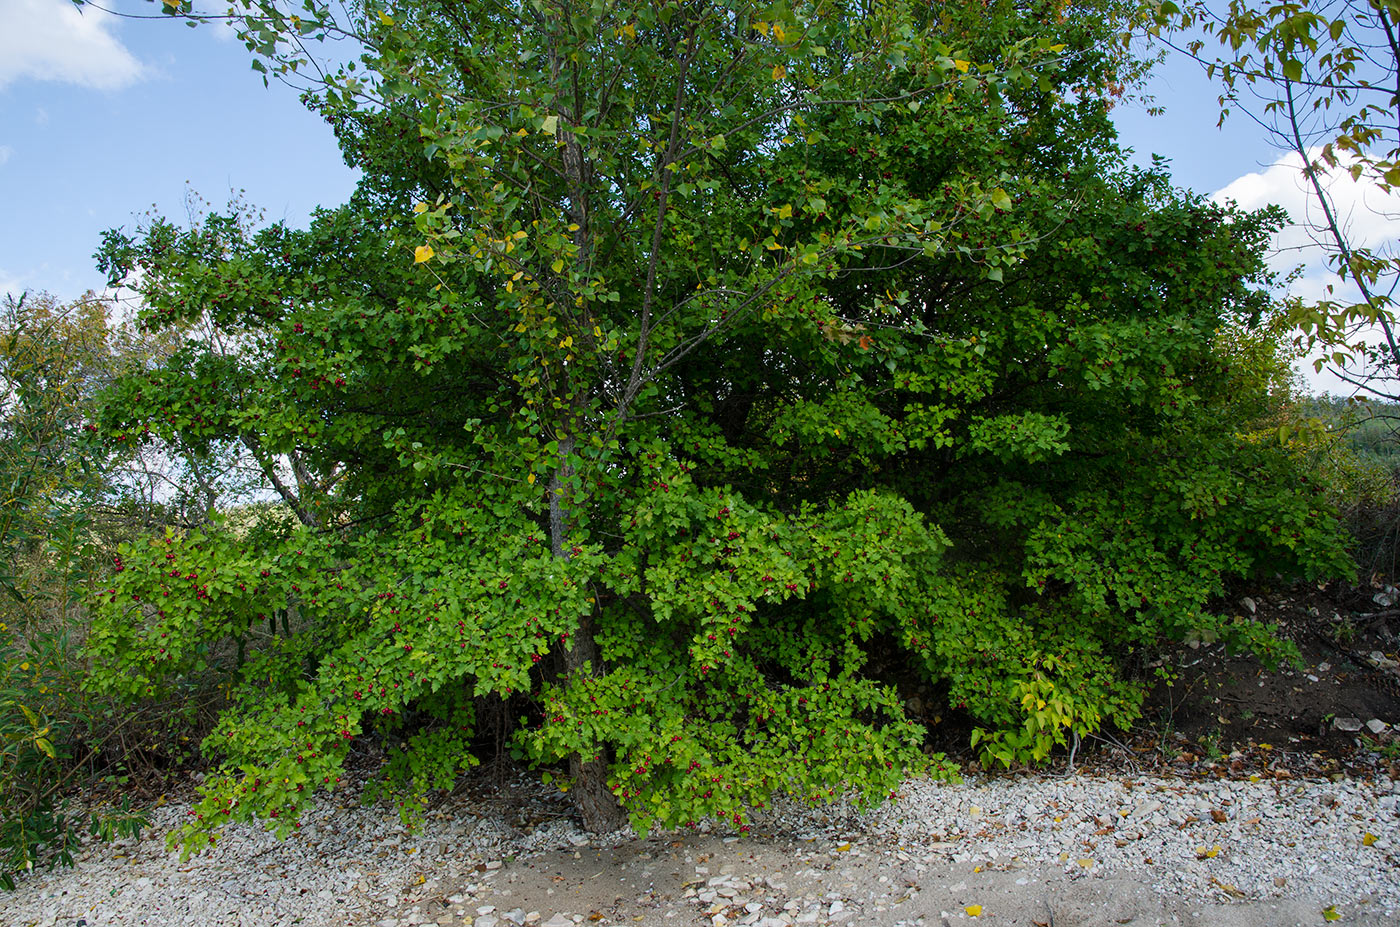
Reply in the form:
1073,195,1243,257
4,768,1399,927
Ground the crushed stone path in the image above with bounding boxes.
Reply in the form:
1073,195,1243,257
4,769,1398,927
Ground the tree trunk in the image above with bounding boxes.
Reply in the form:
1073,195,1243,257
549,433,626,834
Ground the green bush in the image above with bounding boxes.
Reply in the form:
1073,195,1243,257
82,0,1353,850
0,626,147,890
1282,398,1400,577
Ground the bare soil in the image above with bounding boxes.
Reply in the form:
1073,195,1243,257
1132,581,1400,780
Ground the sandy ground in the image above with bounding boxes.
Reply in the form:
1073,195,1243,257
452,831,1393,927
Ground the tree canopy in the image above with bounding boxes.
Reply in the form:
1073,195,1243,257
85,0,1350,849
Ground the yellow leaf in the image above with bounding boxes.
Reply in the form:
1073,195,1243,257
551,258,565,273
413,201,428,214
414,244,434,264
754,20,769,35
512,230,528,240
776,204,793,219
1363,832,1378,846
560,335,573,349
772,64,787,81
773,22,787,42
378,11,394,25
514,322,527,333
621,22,636,39
954,59,970,73
1077,858,1094,868
1322,906,1341,922
964,905,982,917
541,114,559,135
593,325,602,337
515,127,529,137
527,473,536,485
20,662,29,671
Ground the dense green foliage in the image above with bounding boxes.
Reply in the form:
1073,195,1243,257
83,0,1349,852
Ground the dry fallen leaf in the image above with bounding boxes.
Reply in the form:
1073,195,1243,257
1210,877,1245,898
964,904,983,917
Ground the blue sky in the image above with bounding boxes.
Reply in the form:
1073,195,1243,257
0,0,359,299
1,0,1385,396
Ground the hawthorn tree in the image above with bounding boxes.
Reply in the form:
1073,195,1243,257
85,0,1349,849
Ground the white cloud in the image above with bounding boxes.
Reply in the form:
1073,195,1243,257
1211,148,1400,272
0,267,29,301
1211,150,1400,397
0,0,146,90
